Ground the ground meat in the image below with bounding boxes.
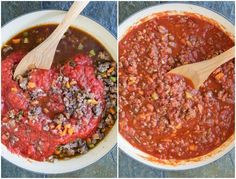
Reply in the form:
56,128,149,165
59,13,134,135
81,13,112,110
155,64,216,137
2,25,117,162
97,62,110,73
119,13,234,160
1,52,106,161
98,51,111,61
53,54,117,160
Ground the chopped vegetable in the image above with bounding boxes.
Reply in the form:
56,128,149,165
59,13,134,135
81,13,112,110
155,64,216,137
98,51,110,60
18,110,24,116
92,133,100,140
215,72,224,80
27,82,36,89
64,124,71,129
12,38,21,44
23,38,29,44
60,128,67,136
89,49,96,57
68,127,74,135
198,104,203,113
49,123,55,129
151,92,158,100
189,144,197,151
107,67,115,74
128,76,136,85
43,108,49,114
23,32,28,37
36,37,44,43
101,72,107,78
87,99,98,105
101,128,106,133
65,81,71,88
138,90,144,95
109,107,116,115
31,100,39,105
88,144,95,148
110,76,116,82
185,91,192,99
86,138,92,144
78,43,84,50
70,80,77,85
11,87,18,92
175,123,182,129
56,124,62,130
54,148,60,155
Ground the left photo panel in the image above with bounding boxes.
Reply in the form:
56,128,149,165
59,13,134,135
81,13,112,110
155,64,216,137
1,1,117,178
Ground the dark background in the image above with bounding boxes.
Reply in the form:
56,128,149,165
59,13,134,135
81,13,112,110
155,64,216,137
1,1,235,178
119,1,235,178
2,1,117,37
1,1,117,178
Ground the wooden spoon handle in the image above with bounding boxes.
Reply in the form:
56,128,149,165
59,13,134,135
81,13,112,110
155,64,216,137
13,1,89,78
42,1,88,47
52,1,88,41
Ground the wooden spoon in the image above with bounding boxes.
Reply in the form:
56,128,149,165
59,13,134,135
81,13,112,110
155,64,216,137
13,1,89,78
168,46,235,89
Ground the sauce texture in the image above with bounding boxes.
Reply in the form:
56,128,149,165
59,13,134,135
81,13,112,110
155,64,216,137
119,14,234,160
2,25,117,161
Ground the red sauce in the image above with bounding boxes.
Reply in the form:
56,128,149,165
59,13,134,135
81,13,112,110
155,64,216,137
2,52,105,161
119,14,234,160
2,24,117,161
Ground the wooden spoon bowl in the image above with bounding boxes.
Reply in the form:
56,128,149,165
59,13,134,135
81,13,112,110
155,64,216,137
168,46,235,89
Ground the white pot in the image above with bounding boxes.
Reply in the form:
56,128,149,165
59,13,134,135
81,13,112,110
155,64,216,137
118,3,235,170
1,10,117,174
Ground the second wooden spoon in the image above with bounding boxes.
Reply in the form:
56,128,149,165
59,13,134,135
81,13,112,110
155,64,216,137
168,46,235,89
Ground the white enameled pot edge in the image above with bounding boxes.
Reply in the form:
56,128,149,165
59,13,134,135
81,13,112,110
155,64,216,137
118,3,235,170
1,10,117,174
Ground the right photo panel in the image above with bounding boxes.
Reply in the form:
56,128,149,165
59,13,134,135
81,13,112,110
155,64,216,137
118,1,235,178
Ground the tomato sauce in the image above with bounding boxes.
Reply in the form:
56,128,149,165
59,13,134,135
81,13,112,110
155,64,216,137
119,13,234,160
2,24,117,161
2,51,104,161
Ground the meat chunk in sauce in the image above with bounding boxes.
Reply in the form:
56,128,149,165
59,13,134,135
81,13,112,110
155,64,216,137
119,14,234,160
1,25,117,161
